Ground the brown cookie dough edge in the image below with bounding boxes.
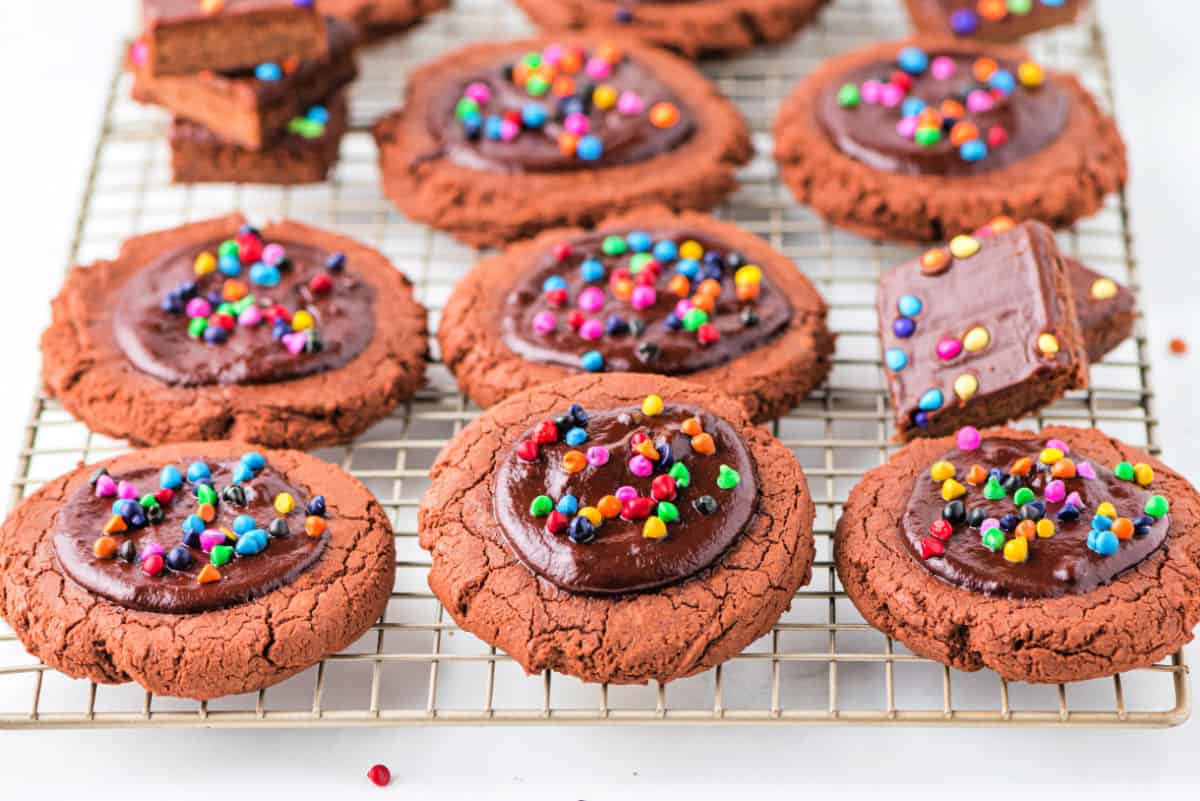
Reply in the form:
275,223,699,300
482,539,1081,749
321,0,448,39
372,35,753,248
772,37,1128,244
0,443,395,699
40,213,428,450
834,426,1200,683
439,207,835,423
902,0,1090,44
417,373,815,684
513,0,832,58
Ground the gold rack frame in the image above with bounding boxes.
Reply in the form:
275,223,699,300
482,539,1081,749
0,0,1188,728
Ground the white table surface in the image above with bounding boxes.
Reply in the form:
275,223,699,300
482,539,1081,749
1,1,1198,798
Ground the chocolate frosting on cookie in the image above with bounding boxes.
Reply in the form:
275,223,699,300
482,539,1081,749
113,235,375,386
902,436,1170,599
55,458,328,614
817,48,1069,176
501,229,793,375
494,402,757,594
430,43,695,174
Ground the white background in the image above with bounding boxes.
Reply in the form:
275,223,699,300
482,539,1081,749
1,1,1199,798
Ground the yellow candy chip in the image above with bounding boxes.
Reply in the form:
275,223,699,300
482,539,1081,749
1018,61,1045,88
641,394,664,416
734,265,762,285
221,527,237,542
292,310,315,331
930,460,956,482
1036,519,1056,539
1039,447,1064,465
193,251,217,276
1096,501,1117,519
592,84,617,109
1090,278,1118,301
1037,333,1060,355
273,492,295,515
642,517,667,540
1003,536,1029,564
949,235,980,259
963,326,990,352
953,373,979,402
1133,463,1155,486
679,240,704,260
941,479,966,501
579,507,603,526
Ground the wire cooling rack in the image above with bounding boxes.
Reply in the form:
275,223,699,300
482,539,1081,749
0,0,1187,728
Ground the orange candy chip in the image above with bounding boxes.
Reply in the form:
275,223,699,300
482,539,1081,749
649,102,679,128
690,293,715,313
612,277,635,299
681,416,703,436
977,0,1007,21
1051,458,1077,479
596,42,622,63
735,282,760,301
691,433,716,455
93,536,118,559
966,465,988,485
597,495,622,519
198,502,217,523
973,57,999,82
1015,520,1037,541
103,514,128,534
558,132,579,157
1112,517,1135,540
950,121,979,147
920,249,949,275
634,439,660,460
668,274,691,297
989,216,1015,234
697,279,722,298
222,280,248,301
197,563,221,584
1009,457,1033,476
305,516,327,538
562,450,587,473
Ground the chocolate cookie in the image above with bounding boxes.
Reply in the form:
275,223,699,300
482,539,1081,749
41,214,427,449
440,209,833,422
1067,257,1137,363
322,0,447,38
0,444,394,699
512,0,831,58
372,36,752,247
835,425,1200,683
904,0,1089,43
773,38,1127,243
418,374,815,684
877,219,1090,440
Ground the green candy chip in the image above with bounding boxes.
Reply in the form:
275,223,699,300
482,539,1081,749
1114,461,1134,481
210,545,233,567
1145,495,1169,518
188,317,208,338
983,478,1006,501
1013,487,1035,506
196,484,217,506
530,495,553,517
682,308,708,331
629,253,654,274
836,83,861,108
668,462,691,488
138,493,160,510
602,235,628,256
717,465,741,490
981,528,1005,552
655,501,679,524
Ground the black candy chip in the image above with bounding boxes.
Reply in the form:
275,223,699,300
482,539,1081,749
1019,501,1045,521
567,403,588,427
942,500,966,525
1002,474,1024,494
693,495,719,515
628,318,646,337
999,514,1019,532
268,519,290,538
568,516,596,544
636,342,660,364
222,485,247,506
89,467,110,487
166,545,193,571
306,495,327,517
117,540,138,563
966,507,987,528
325,252,346,272
740,308,759,327
145,504,165,524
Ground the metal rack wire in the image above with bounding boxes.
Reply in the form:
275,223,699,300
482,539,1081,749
0,0,1187,728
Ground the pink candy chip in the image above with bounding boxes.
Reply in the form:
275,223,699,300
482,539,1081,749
586,446,610,467
464,82,491,104
282,332,307,354
140,542,165,560
186,298,211,318
930,56,956,80
861,79,883,104
262,243,286,266
1046,438,1070,455
617,91,643,115
578,286,605,313
879,83,904,107
615,485,638,503
1044,479,1066,503
238,306,263,327
199,531,226,552
630,285,656,310
980,517,1000,532
956,426,981,451
117,481,138,500
532,311,556,335
578,319,604,340
585,57,612,79
629,455,653,477
936,338,963,361
1076,462,1097,480
674,299,693,318
896,116,919,138
966,90,994,113
1065,491,1084,509
499,119,520,142
564,112,590,136
95,475,117,497
542,44,564,65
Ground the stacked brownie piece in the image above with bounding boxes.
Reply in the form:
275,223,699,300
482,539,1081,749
130,1,360,185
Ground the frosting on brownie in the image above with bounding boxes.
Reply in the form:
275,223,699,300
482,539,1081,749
903,428,1171,599
55,453,330,613
500,227,792,375
432,41,695,173
817,44,1068,176
113,225,375,386
493,396,757,594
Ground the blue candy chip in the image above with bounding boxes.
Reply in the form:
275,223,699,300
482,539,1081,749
580,258,605,282
988,69,1016,94
233,515,257,535
653,240,678,263
255,63,282,81
893,317,916,338
521,103,547,128
1089,529,1120,555
235,530,269,556
231,463,255,484
543,275,568,292
897,294,923,317
576,135,603,161
901,97,927,118
485,115,504,140
626,231,652,252
884,349,908,371
241,451,266,471
960,139,988,163
674,259,699,279
556,495,579,515
248,262,281,287
897,47,929,75
186,461,211,482
182,514,206,535
160,465,183,490
1092,514,1113,531
917,388,944,411
306,105,329,124
218,254,242,276
564,427,588,446
581,351,604,372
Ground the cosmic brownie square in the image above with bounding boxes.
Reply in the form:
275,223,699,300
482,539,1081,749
876,220,1089,440
132,16,357,151
140,0,327,77
169,89,347,185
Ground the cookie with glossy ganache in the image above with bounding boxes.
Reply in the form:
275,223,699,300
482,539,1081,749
0,444,394,699
513,0,831,58
1066,256,1136,364
418,374,815,683
40,213,427,449
131,17,358,151
836,426,1200,683
877,219,1089,440
904,0,1088,43
773,38,1126,243
169,91,348,185
372,36,752,247
440,209,834,422
321,0,447,39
